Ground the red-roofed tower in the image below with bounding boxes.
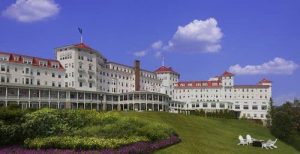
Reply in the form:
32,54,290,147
154,62,180,99
221,71,234,87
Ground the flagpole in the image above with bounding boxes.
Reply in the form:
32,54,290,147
80,34,83,43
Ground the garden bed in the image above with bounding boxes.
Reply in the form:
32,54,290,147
0,135,180,154
0,108,180,153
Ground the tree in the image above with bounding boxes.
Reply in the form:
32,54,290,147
266,97,274,127
271,111,293,141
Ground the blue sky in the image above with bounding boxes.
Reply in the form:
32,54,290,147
0,0,299,105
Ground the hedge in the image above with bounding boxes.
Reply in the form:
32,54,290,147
24,136,149,150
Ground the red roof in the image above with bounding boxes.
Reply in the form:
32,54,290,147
155,66,179,75
175,80,221,88
0,51,64,70
222,71,234,77
258,78,272,84
74,43,93,51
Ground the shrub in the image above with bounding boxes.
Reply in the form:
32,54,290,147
0,121,22,146
72,117,175,141
24,136,149,150
21,109,108,138
137,123,175,141
22,109,71,138
0,108,31,124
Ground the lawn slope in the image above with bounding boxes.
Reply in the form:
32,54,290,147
120,112,299,154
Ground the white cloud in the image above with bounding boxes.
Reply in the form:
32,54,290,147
133,50,147,57
229,57,299,75
151,40,163,50
2,0,60,22
165,18,223,53
155,51,162,58
134,18,223,57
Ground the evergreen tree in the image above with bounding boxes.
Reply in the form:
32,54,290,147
266,97,274,127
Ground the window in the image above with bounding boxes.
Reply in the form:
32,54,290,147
15,67,17,72
1,65,5,71
235,105,240,109
25,78,29,84
211,103,216,108
37,71,40,76
65,82,68,87
52,82,55,87
243,105,249,110
37,80,40,85
15,78,17,83
52,73,55,77
261,105,267,110
79,82,82,87
203,103,208,108
1,76,5,82
25,68,30,74
89,82,92,88
252,105,258,110
220,103,225,108
58,75,61,78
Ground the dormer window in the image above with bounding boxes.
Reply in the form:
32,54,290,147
40,61,47,67
0,56,8,61
23,59,32,64
52,64,58,68
14,57,19,61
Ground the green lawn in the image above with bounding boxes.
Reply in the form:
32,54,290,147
120,112,299,154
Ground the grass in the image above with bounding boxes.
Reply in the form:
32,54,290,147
120,111,299,154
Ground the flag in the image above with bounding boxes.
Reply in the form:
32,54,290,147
78,27,82,34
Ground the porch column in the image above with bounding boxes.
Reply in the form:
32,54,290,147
28,89,31,100
39,90,41,100
96,94,99,111
139,103,141,111
5,87,7,100
48,90,51,100
17,88,20,99
117,95,121,111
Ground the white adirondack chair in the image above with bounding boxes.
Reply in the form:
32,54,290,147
246,134,255,145
262,139,278,149
237,135,247,145
269,139,278,149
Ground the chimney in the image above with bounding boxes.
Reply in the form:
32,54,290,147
134,60,141,91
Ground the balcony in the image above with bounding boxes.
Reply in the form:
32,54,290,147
78,68,85,73
78,76,86,81
88,69,95,74
88,78,95,83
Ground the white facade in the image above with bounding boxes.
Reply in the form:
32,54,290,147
0,43,272,120
55,43,162,94
173,72,272,119
0,52,65,88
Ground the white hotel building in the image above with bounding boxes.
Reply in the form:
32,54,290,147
0,42,271,120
